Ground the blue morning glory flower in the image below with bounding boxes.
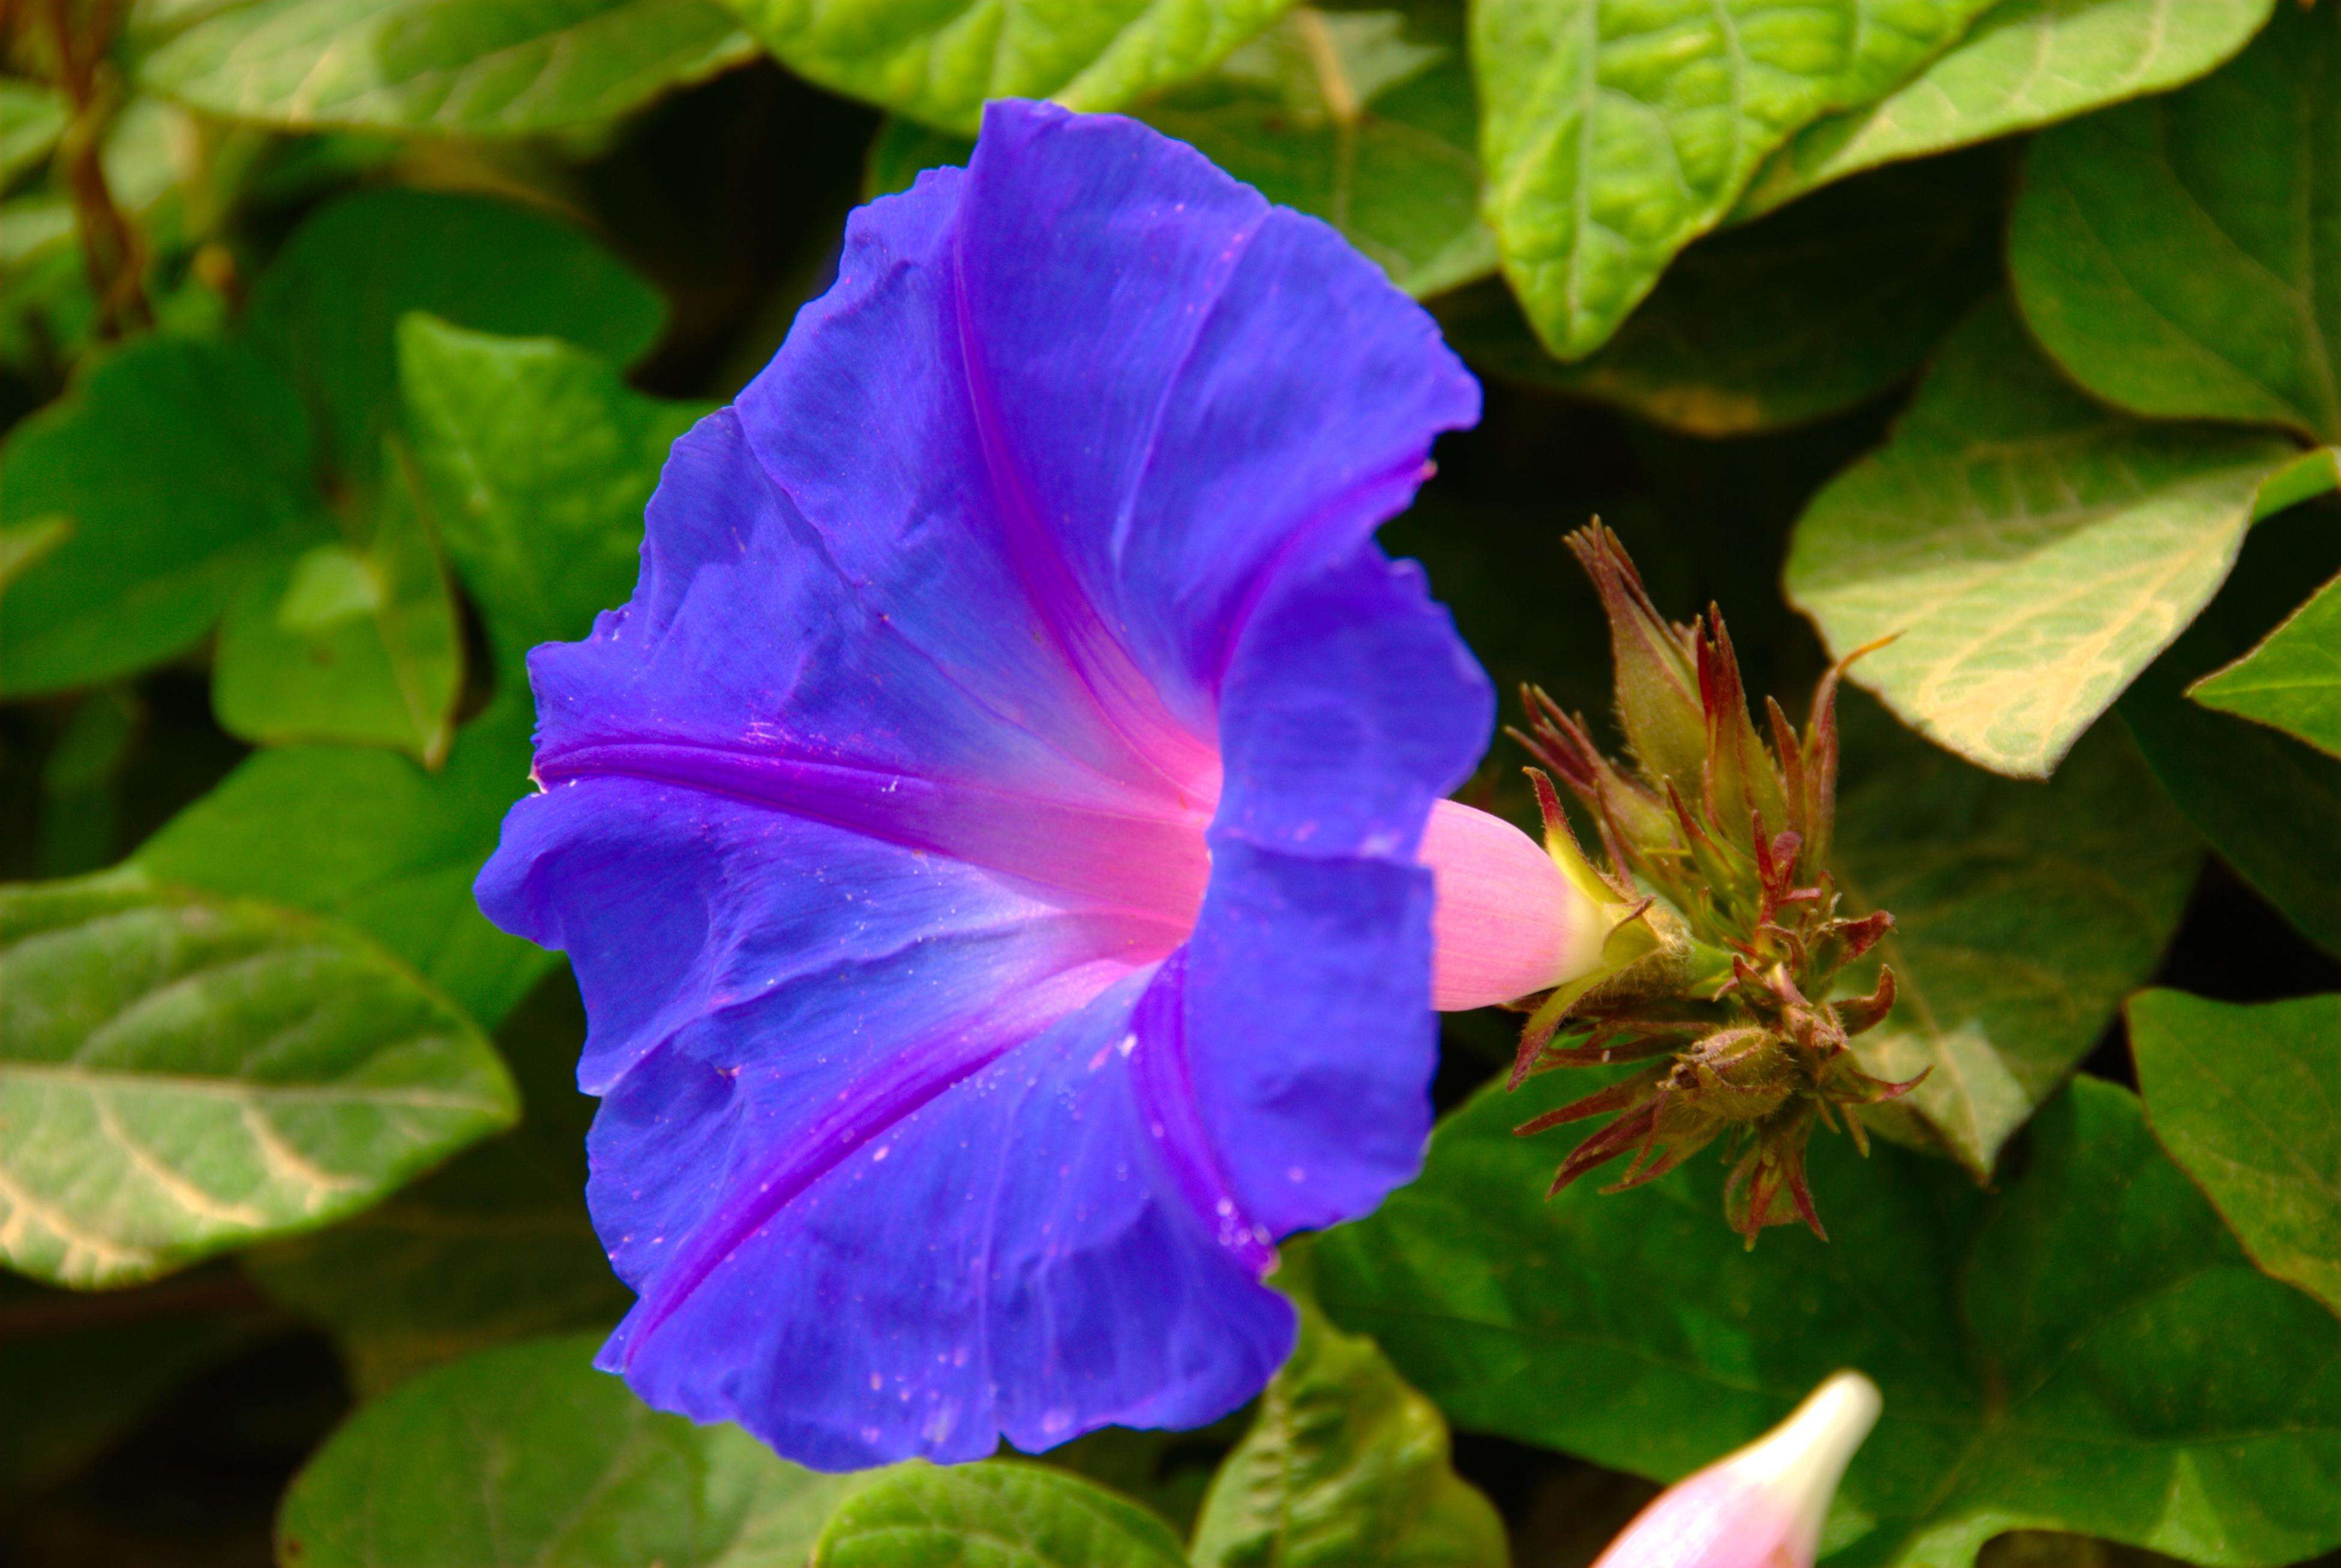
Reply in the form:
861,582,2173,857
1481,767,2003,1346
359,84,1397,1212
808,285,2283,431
475,100,1600,1471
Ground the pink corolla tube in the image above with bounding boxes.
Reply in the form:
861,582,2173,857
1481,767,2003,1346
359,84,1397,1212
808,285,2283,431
1592,1372,1884,1568
1420,799,1610,1011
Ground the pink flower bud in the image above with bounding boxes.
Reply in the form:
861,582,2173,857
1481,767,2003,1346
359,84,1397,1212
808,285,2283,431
1420,799,1609,1011
1591,1372,1882,1568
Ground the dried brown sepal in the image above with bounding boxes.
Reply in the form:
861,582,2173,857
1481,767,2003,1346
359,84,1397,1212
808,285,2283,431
1509,528,1923,1243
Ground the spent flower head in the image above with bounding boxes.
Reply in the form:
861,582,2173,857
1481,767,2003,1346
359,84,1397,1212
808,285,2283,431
1507,524,1916,1242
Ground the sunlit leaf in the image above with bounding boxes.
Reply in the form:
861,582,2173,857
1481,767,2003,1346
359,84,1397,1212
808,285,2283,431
1146,1,1489,298
137,706,551,1025
1472,0,1997,358
1785,297,2320,778
2131,988,2341,1320
138,0,754,135
0,872,516,1288
1313,1075,2341,1567
2119,509,2341,960
719,0,1292,133
142,323,686,1024
2009,1,2341,441
866,3,1486,299
246,972,625,1394
1740,0,2273,217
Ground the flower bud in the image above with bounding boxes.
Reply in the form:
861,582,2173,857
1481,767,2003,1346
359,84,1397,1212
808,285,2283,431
1420,799,1609,1011
1591,1372,1882,1568
1567,523,1708,799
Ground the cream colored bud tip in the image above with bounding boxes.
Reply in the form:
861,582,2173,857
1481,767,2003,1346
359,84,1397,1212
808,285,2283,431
1591,1372,1883,1568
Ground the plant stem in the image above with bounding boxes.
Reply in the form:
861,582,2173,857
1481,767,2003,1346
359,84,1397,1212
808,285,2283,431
43,0,151,338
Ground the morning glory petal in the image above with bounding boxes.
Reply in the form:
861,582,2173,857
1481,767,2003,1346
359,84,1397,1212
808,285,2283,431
476,97,1496,1469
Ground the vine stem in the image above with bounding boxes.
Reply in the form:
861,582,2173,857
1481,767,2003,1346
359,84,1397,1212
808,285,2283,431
43,0,152,337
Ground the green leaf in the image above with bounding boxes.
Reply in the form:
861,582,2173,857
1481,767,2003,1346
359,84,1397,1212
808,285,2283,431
137,704,552,1025
212,442,463,764
1190,1296,1507,1568
2118,506,2341,960
815,1462,1189,1568
276,1333,860,1567
246,973,628,1395
0,80,66,184
1145,1,1490,299
142,325,686,1024
1831,698,2196,1178
0,871,516,1289
1441,147,2000,435
2130,988,2341,1320
395,314,707,679
0,336,325,696
863,2,1487,298
38,687,143,877
245,188,664,478
863,118,971,198
1313,1074,2341,1567
1785,297,2317,778
1472,0,1999,358
719,0,1292,133
2189,569,2341,758
1739,0,2274,218
2009,1,2341,442
137,0,753,136
1040,1423,1244,1540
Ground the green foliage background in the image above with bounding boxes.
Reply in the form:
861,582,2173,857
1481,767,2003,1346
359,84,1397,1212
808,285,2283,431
4,1,2340,1563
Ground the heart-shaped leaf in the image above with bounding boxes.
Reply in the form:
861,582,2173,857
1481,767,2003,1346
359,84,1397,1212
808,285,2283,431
2131,988,2341,1320
394,314,708,680
2009,1,2341,442
1473,0,1996,358
1785,297,2319,778
246,188,665,479
141,325,697,1024
1313,1074,2341,1567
